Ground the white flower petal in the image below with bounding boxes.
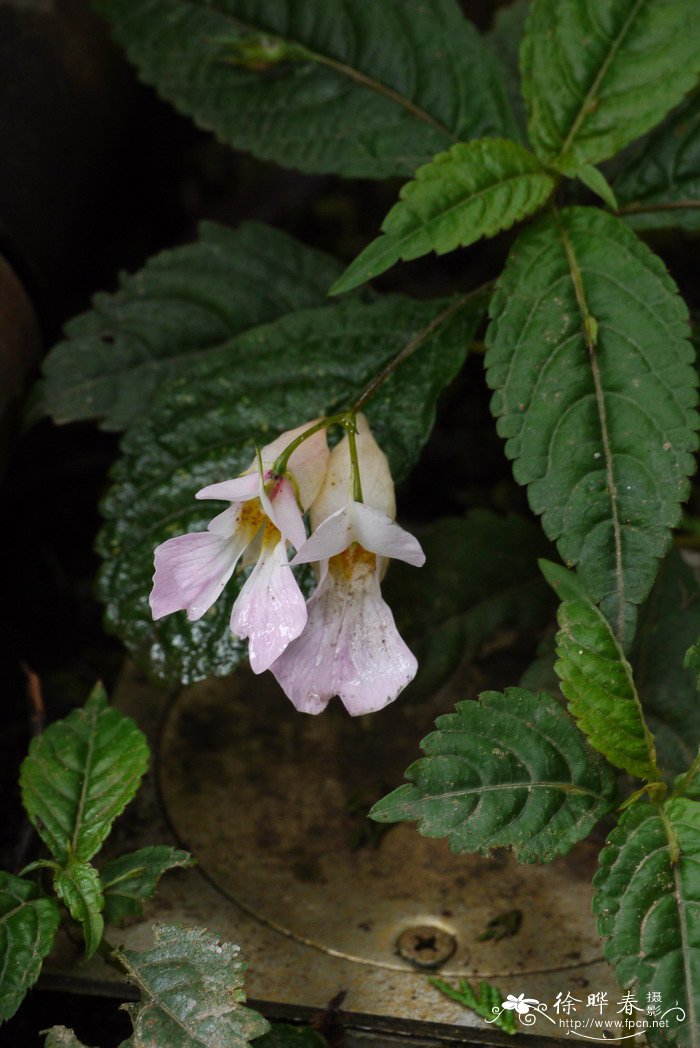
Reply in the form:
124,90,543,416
260,476,307,550
270,556,417,716
230,538,307,674
291,503,354,565
292,501,424,568
352,502,425,566
196,473,260,503
207,505,240,536
150,530,243,621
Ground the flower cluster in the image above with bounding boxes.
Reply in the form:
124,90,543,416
149,415,424,715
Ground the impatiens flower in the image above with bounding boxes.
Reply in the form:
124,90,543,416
149,421,328,673
270,415,425,716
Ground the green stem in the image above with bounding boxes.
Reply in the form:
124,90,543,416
353,284,491,413
96,934,127,976
671,749,700,801
616,199,700,218
18,859,58,877
345,415,364,502
272,413,348,477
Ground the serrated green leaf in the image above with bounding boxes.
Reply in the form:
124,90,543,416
370,687,616,863
101,846,194,924
95,0,515,180
383,511,554,700
631,550,700,779
43,1029,93,1048
116,923,269,1048
53,861,104,960
255,1025,327,1048
331,139,554,294
42,222,345,431
593,798,700,1048
486,207,698,641
544,560,658,780
430,978,517,1035
614,91,700,231
487,0,530,144
19,683,150,865
521,0,700,174
97,293,483,685
0,872,60,1021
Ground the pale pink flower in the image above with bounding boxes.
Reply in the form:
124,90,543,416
149,421,328,673
270,416,424,715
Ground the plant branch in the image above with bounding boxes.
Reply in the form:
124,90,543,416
616,199,700,218
353,283,491,412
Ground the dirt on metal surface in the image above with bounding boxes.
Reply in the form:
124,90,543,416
45,662,621,1041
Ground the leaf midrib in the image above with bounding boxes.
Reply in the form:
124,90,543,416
556,0,645,163
383,167,553,258
406,780,606,801
117,949,224,1047
161,0,458,144
555,214,626,639
558,599,659,779
70,713,99,858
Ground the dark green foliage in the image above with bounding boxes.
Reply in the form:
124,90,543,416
631,550,700,777
593,799,700,1048
332,138,554,293
371,688,616,862
614,92,700,230
95,0,515,179
544,561,659,780
19,684,149,865
384,511,554,699
117,924,270,1048
0,873,60,1021
42,223,346,431
486,207,698,641
101,847,195,924
53,862,104,960
521,0,700,173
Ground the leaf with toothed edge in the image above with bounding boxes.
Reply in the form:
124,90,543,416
331,139,555,294
53,861,104,960
542,560,659,781
630,550,700,779
614,91,700,232
94,0,516,179
19,683,149,865
521,0,700,175
41,222,349,432
370,687,617,863
115,923,270,1048
593,798,700,1048
101,846,195,924
97,292,485,686
486,0,530,143
0,872,61,1021
485,207,698,645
